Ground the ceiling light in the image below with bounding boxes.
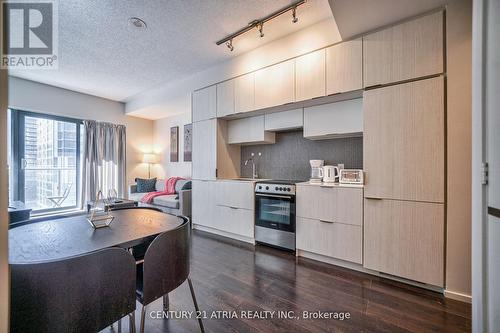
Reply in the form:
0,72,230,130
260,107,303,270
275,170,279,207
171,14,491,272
226,39,234,52
292,7,298,23
129,17,147,29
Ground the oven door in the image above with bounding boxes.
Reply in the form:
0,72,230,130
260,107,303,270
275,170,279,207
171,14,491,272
255,193,295,232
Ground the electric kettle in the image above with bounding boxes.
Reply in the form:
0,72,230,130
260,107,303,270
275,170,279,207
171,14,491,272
323,166,339,183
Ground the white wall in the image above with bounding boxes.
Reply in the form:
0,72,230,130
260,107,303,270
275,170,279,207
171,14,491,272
126,18,341,119
8,77,154,188
153,112,192,179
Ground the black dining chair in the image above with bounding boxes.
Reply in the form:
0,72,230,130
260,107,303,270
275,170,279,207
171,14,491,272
10,248,137,333
136,217,204,333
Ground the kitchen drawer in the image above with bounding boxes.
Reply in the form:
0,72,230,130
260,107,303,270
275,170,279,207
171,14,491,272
214,205,254,238
215,181,255,210
296,217,362,264
296,185,363,226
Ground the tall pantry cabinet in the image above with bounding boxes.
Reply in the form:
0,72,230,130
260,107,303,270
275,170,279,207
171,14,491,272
362,11,446,287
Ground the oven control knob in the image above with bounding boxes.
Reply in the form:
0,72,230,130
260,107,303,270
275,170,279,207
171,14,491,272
275,186,278,191
266,186,269,190
287,188,291,192
280,187,284,191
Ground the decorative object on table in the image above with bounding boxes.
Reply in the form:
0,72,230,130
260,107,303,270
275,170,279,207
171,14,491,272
142,153,157,178
86,197,138,213
87,191,115,229
184,123,192,162
107,188,119,202
170,126,179,162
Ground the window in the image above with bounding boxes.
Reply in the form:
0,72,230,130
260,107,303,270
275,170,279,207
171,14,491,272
8,110,84,214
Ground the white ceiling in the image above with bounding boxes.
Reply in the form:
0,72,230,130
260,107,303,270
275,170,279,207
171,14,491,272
9,0,333,102
328,0,449,39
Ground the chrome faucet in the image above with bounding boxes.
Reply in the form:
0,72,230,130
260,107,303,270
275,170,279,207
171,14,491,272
245,152,260,179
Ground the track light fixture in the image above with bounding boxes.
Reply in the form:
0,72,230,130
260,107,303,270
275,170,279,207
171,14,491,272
216,0,306,51
226,39,234,52
292,7,298,23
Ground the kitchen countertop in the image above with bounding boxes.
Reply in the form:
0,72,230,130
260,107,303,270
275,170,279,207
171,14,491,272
296,181,364,189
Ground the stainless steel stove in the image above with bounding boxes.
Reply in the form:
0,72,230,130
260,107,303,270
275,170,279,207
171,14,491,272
254,180,302,251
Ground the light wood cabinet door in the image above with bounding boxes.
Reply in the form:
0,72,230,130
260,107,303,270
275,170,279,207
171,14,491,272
264,109,303,131
303,98,363,140
192,180,215,227
215,181,254,210
296,217,362,264
363,77,444,202
255,60,295,109
234,73,255,114
192,119,217,180
363,199,444,286
192,85,217,122
326,39,362,94
363,11,444,87
217,80,234,117
295,49,326,101
336,187,363,226
214,205,254,238
227,115,275,145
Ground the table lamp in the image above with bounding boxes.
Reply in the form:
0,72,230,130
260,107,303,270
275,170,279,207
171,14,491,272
142,153,157,178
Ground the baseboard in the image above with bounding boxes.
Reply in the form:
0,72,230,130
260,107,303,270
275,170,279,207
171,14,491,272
192,224,255,244
444,290,472,303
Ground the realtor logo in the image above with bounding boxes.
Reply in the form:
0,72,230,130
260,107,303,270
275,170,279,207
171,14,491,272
2,0,58,69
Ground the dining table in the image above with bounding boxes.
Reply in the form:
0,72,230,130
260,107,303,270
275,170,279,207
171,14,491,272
9,208,184,264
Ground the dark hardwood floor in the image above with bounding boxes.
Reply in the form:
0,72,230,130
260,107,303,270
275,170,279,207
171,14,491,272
106,230,471,333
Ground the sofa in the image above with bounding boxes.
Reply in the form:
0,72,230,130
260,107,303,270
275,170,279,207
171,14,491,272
128,179,192,217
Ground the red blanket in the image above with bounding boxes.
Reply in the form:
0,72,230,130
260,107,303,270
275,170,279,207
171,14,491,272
140,177,184,204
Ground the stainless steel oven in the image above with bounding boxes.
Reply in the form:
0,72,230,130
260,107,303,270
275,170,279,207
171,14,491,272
254,181,296,251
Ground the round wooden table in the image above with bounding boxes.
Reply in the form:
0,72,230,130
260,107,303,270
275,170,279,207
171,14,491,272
9,208,184,264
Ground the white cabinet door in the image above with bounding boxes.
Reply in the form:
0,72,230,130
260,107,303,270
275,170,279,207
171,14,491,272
264,109,303,131
214,205,254,238
295,49,326,101
192,180,215,227
192,85,217,122
227,115,275,145
217,80,235,117
234,73,255,114
215,181,254,210
192,119,217,180
303,98,363,139
255,60,295,109
296,217,362,264
326,39,362,94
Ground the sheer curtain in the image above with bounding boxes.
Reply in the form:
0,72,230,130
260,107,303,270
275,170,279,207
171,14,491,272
82,120,126,204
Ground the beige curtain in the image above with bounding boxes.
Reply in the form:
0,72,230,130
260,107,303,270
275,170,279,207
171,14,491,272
82,120,126,203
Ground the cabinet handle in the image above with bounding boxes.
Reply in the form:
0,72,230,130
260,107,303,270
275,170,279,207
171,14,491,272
319,219,334,224
365,197,382,200
228,206,238,210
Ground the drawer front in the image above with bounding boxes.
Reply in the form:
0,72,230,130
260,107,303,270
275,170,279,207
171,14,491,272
336,187,363,226
296,217,362,264
214,205,254,238
215,181,254,210
296,185,336,222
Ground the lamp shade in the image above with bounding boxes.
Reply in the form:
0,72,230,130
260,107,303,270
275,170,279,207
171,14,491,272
142,153,158,164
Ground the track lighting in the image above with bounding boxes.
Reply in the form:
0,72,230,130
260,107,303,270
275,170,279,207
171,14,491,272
216,0,306,51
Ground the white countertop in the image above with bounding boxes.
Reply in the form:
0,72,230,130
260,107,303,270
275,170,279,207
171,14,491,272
296,181,364,189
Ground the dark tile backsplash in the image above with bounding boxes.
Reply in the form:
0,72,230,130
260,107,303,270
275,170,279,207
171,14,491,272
240,130,363,180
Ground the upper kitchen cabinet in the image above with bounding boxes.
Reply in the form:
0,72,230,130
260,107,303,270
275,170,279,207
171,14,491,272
228,115,275,145
303,98,363,140
192,85,217,122
234,73,255,114
295,49,326,101
363,76,444,203
255,60,295,109
264,108,303,131
217,80,235,117
363,11,444,87
326,39,362,95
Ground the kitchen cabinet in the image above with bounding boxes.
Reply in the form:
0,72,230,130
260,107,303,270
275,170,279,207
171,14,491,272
363,77,444,203
326,39,362,95
192,119,217,180
363,198,444,286
192,85,217,122
192,180,216,228
296,217,362,264
234,73,255,114
215,181,254,210
227,115,275,145
264,109,303,131
217,80,234,117
255,60,295,109
214,205,254,239
363,11,444,87
303,98,363,139
295,49,326,101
